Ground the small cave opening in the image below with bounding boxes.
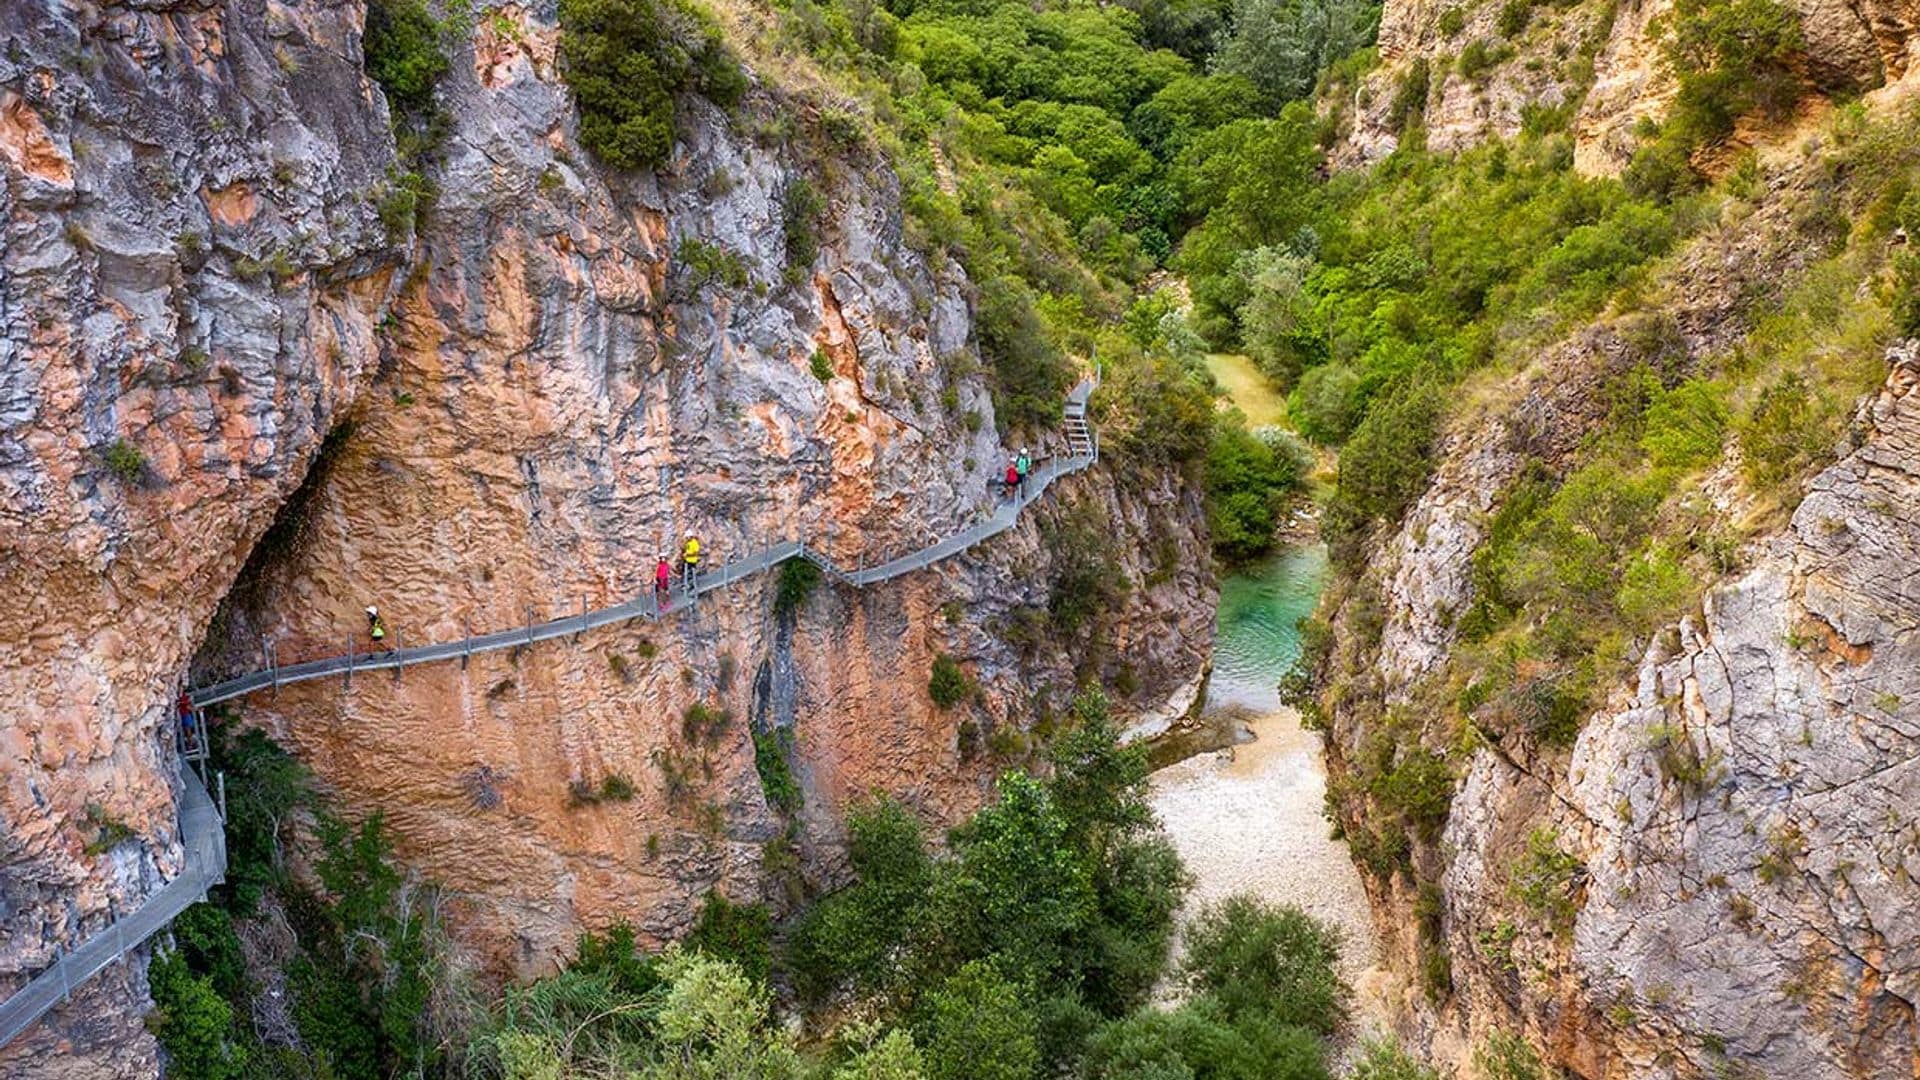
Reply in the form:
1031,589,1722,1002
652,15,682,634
188,419,359,685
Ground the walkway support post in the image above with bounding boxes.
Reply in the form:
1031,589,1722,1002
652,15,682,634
345,637,354,689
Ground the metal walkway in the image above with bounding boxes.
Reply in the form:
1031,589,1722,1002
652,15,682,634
0,765,227,1050
187,376,1099,709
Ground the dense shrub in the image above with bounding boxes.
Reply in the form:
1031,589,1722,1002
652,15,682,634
364,0,451,116
687,892,775,982
783,177,826,280
1351,1038,1445,1080
752,727,804,814
1043,501,1130,635
559,0,745,170
1082,997,1331,1080
1640,378,1729,468
1737,371,1834,486
676,237,749,292
102,438,147,483
1476,1029,1548,1080
1181,896,1346,1034
774,557,822,614
927,653,972,709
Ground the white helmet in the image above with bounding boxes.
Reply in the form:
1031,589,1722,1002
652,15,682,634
365,605,378,617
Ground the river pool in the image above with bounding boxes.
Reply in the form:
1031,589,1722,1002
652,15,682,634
1148,541,1388,1026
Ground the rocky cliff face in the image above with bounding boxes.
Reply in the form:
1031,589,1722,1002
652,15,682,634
1,0,400,1073
1363,340,1920,1079
1310,79,1920,1080
0,0,1215,1073
1333,0,1920,173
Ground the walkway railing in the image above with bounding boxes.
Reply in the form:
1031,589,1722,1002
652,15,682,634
0,765,226,1050
188,375,1099,709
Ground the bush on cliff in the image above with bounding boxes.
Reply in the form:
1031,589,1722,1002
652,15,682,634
364,0,451,117
559,0,746,170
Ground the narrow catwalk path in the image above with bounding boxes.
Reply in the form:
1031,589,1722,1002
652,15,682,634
189,377,1097,708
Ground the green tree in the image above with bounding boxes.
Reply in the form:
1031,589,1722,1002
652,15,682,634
1215,0,1381,109
1237,247,1325,389
148,950,248,1080
789,799,936,1002
1289,364,1363,444
975,275,1075,431
1181,895,1346,1034
365,0,452,116
559,0,746,170
1322,379,1441,562
645,950,805,1080
1206,413,1303,561
1175,110,1322,338
915,961,1040,1080
935,773,1099,988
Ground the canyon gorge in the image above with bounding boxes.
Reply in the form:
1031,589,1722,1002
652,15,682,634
5,0,1920,1074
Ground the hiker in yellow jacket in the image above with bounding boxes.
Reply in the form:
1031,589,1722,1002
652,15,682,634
681,534,702,586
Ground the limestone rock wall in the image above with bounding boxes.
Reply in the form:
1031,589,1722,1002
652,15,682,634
1420,342,1920,1078
195,1,1213,977
1310,115,1920,1080
0,0,399,1073
1334,0,1920,173
0,0,1216,1073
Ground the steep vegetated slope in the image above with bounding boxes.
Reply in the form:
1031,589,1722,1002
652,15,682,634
1267,0,1920,1068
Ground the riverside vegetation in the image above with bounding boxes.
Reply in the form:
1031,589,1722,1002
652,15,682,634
149,697,1424,1079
